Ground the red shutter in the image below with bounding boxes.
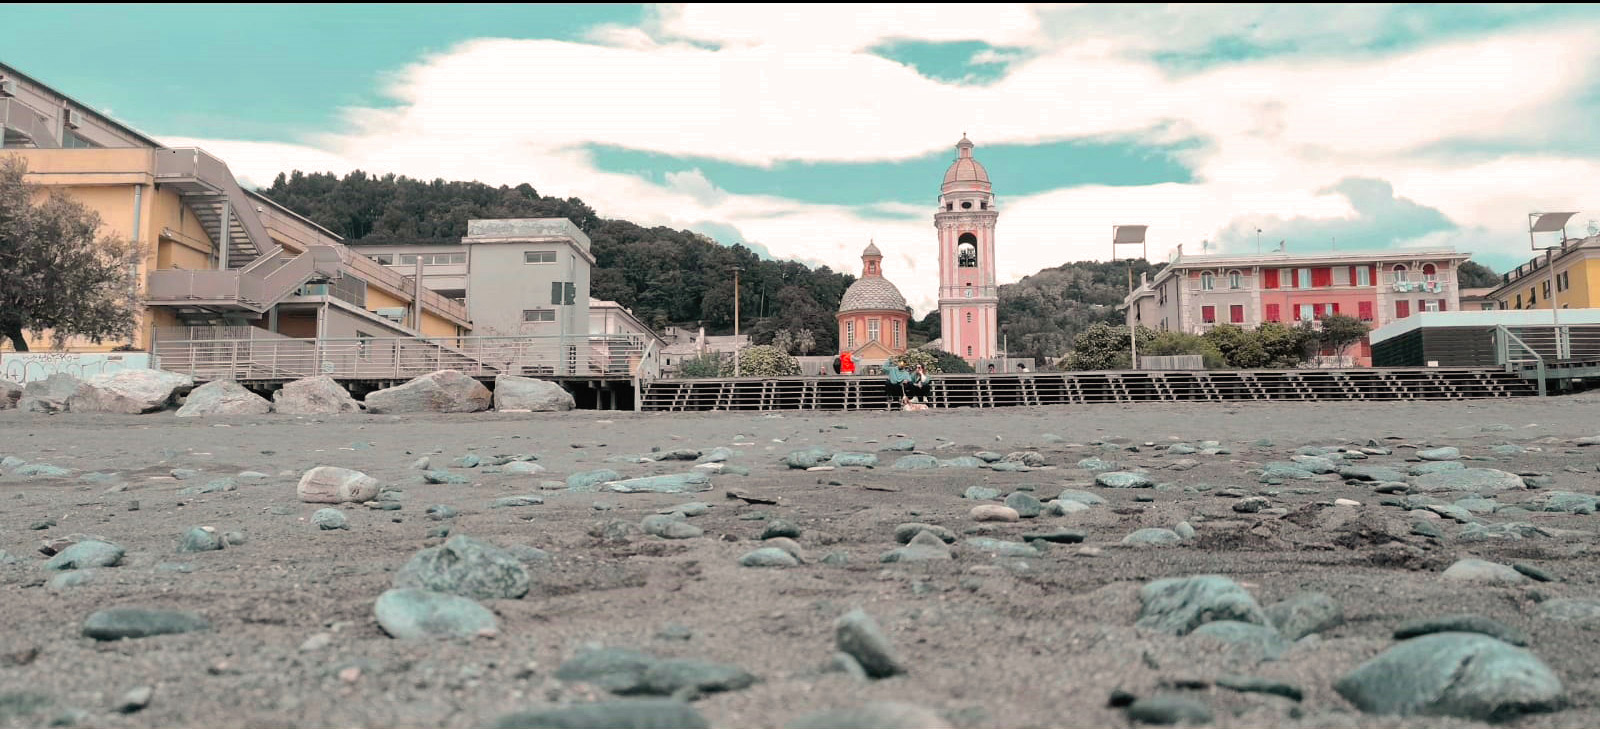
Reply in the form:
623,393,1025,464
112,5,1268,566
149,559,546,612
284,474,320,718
1348,266,1357,284
1230,304,1244,323
1263,269,1279,289
1369,265,1378,284
1331,302,1341,315
1265,303,1280,322
1312,267,1332,287
1358,301,1373,321
1202,305,1216,323
1437,299,1447,312
1312,303,1325,318
1396,300,1411,319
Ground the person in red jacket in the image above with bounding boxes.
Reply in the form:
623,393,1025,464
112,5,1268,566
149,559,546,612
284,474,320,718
839,351,856,375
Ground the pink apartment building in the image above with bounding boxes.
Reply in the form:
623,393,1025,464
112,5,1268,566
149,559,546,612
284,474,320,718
1123,248,1470,365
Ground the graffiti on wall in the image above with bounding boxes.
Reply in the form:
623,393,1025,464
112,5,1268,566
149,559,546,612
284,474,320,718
0,353,158,384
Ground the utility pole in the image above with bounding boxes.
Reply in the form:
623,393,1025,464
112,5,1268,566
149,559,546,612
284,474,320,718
732,266,743,377
1128,263,1138,370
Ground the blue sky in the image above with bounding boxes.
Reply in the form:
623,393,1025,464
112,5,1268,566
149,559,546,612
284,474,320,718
8,4,1598,313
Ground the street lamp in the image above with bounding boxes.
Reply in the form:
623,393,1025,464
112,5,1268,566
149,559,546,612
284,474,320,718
1529,212,1578,357
1112,225,1149,370
731,266,744,377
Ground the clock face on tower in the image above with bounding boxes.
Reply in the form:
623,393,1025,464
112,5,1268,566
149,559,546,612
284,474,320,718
936,135,998,364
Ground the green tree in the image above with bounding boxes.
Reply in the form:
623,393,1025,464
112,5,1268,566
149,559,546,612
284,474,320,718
1141,330,1226,369
1316,314,1370,362
1203,324,1270,368
770,328,817,356
1457,261,1501,288
0,157,145,351
996,259,1165,362
1060,322,1154,371
720,345,800,376
677,353,723,378
1253,322,1312,367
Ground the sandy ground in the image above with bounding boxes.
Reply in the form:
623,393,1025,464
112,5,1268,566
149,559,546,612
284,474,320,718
3,395,1600,728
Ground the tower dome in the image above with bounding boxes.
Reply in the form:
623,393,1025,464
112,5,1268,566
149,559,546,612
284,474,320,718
941,135,991,192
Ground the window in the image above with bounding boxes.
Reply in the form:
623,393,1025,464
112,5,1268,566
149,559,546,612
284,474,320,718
524,251,556,264
1529,287,1537,305
1422,300,1440,313
522,309,556,322
1200,272,1215,290
1358,301,1373,321
1311,267,1331,288
356,331,373,359
1280,268,1295,289
946,203,953,211
1557,271,1569,292
399,254,418,265
1229,304,1244,324
1296,304,1313,321
1515,294,1523,309
1263,269,1279,289
1202,305,1216,323
1297,268,1312,288
961,201,972,210
965,311,972,323
1542,280,1551,299
1422,263,1437,280
957,233,978,268
980,201,988,210
893,320,902,349
1396,300,1411,319
551,282,563,305
1265,303,1281,322
63,130,101,148
1436,299,1447,312
371,254,394,265
845,321,855,348
868,319,881,343
1393,264,1408,282
967,346,973,356
1356,266,1372,286
1228,270,1242,289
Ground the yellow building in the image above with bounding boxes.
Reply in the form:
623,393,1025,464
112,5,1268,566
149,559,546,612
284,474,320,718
1488,234,1600,311
0,62,471,356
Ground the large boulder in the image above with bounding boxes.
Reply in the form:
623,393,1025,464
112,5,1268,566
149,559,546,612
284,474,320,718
0,379,20,409
272,375,360,415
1335,632,1563,721
67,369,193,414
297,466,381,504
1413,468,1526,494
1137,575,1268,636
394,535,530,600
175,380,272,417
365,370,491,414
492,375,574,412
18,373,82,413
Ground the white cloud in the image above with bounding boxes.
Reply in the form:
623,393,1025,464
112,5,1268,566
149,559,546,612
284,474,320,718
174,4,1600,316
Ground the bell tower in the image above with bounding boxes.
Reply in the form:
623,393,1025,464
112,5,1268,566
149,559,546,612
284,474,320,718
935,135,998,363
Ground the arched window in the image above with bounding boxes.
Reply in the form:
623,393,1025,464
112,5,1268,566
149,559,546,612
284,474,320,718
957,233,978,268
1393,264,1408,282
966,311,972,323
1421,263,1437,280
1200,272,1215,291
1227,270,1242,289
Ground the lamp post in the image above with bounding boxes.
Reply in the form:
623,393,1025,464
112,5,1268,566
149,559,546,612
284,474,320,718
1529,212,1577,357
731,266,743,377
1112,225,1149,370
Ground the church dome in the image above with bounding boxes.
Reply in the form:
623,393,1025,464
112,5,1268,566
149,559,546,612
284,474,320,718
839,277,908,313
942,135,990,189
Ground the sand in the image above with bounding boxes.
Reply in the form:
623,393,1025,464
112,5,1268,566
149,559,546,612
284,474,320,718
2,395,1600,728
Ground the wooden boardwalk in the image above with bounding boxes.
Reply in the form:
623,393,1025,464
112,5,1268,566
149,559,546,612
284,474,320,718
639,367,1538,412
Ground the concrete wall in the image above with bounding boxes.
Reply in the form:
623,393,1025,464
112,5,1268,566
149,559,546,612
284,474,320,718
466,241,590,339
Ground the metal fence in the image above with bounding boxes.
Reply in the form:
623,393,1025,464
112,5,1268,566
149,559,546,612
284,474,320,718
1139,354,1206,370
154,334,651,383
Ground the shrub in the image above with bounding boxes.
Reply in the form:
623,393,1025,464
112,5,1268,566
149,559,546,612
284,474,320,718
719,345,800,377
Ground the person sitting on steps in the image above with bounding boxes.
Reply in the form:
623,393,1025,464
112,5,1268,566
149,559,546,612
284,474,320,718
904,364,931,406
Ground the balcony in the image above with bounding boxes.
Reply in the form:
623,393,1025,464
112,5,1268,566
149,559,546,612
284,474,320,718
1188,276,1255,292
1382,273,1451,294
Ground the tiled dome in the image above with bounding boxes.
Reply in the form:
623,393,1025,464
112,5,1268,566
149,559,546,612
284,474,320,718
839,277,908,313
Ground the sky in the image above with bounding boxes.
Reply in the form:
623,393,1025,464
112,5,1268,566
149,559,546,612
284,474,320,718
8,3,1600,315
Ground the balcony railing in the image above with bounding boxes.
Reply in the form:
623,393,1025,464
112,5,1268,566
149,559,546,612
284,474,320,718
344,253,470,323
153,333,651,382
1382,273,1451,293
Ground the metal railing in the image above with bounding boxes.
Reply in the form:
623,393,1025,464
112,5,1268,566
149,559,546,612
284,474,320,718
1140,354,1206,370
1494,325,1548,396
154,333,650,383
343,253,470,323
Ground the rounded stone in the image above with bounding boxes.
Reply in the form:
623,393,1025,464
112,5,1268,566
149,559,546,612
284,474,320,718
970,505,1020,522
373,588,498,640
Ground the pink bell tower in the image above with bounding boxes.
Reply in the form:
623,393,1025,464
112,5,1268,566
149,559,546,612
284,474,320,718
936,134,998,364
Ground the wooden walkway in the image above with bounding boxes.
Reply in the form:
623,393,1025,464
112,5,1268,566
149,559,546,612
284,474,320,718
639,367,1537,412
